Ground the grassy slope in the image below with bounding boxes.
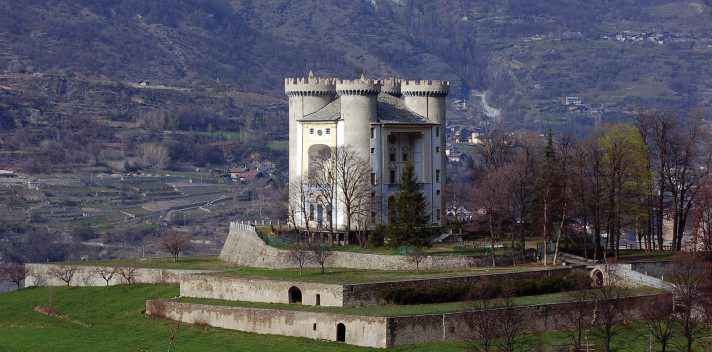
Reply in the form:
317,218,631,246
0,285,697,352
69,256,546,284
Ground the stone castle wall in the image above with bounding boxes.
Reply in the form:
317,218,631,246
219,222,501,270
146,300,389,348
24,263,215,287
387,293,668,346
147,293,669,348
180,275,344,307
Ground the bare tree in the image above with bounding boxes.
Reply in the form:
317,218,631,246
693,179,712,257
288,177,313,238
642,295,676,352
95,267,117,286
138,142,170,170
287,243,312,276
591,279,629,352
49,265,77,287
494,295,526,352
669,255,708,352
310,152,337,239
406,247,427,272
468,299,498,352
476,167,511,267
309,244,332,274
336,147,371,244
0,263,29,289
562,287,594,350
118,266,138,285
161,231,190,262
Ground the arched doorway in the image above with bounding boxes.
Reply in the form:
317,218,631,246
288,286,302,304
336,323,346,342
592,270,605,287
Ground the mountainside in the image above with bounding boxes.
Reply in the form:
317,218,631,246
2,0,712,154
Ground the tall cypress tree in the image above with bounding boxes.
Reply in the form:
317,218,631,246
389,162,430,247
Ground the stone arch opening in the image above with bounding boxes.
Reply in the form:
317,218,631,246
591,270,605,287
288,286,302,304
308,144,332,181
315,294,321,306
336,323,346,342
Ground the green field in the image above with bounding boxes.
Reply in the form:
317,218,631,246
0,285,701,351
178,286,663,317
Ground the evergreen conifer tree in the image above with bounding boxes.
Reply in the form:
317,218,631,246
388,162,430,246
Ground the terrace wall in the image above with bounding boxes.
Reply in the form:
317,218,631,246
181,275,344,307
342,267,573,306
146,300,389,348
219,222,507,270
24,263,215,287
147,293,670,348
387,293,670,346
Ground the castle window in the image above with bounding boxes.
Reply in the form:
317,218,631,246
435,127,440,137
370,128,374,139
436,189,441,196
402,153,408,162
371,173,376,185
389,170,396,184
389,153,396,162
435,147,440,153
325,128,331,135
371,192,375,199
309,128,314,134
317,129,323,136
436,169,440,182
370,148,375,154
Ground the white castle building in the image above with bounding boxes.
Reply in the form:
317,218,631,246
286,72,448,231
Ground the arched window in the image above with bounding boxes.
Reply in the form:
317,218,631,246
288,286,302,304
336,323,346,342
315,294,321,306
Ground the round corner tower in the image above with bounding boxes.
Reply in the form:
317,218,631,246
400,80,449,124
285,72,337,184
336,76,381,159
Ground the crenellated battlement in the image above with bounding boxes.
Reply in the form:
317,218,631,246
284,71,337,97
335,74,382,96
400,80,450,97
381,77,401,97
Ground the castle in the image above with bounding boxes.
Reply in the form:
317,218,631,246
286,72,449,232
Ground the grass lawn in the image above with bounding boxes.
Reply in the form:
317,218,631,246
178,287,664,317
215,265,548,284
65,256,552,284
0,285,694,352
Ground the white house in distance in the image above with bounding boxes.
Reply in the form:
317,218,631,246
286,72,448,231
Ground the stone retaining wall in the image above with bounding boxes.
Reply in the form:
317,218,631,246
147,293,670,348
24,263,215,287
388,293,668,345
178,268,573,307
342,267,573,305
219,222,509,270
146,300,389,348
180,275,344,307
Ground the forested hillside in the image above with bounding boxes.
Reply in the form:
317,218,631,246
2,0,712,170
